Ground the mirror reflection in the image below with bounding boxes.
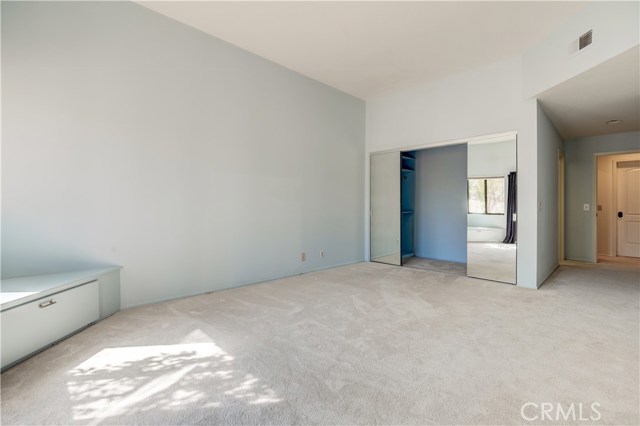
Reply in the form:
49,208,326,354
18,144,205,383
370,152,402,265
467,138,517,284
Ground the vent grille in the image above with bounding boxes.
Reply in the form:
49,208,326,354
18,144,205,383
579,30,592,50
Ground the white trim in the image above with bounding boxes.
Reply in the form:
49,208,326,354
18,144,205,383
593,150,640,262
558,150,565,263
369,130,517,155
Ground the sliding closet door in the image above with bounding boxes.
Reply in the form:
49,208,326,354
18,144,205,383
467,137,517,284
370,152,401,265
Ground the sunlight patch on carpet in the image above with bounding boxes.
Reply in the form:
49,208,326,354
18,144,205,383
66,339,281,423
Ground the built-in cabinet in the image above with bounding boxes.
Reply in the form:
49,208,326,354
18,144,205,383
0,267,121,370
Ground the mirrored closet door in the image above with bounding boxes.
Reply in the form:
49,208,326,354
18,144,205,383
466,137,517,284
370,152,401,265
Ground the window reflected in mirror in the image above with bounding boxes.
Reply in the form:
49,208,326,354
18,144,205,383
467,177,505,215
467,136,516,285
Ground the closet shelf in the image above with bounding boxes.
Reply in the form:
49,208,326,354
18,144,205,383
401,151,416,260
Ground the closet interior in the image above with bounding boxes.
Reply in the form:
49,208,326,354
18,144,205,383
400,144,468,275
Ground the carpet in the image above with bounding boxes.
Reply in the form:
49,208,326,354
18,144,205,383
1,262,638,425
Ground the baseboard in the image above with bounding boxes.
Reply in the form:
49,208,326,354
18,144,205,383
121,259,365,311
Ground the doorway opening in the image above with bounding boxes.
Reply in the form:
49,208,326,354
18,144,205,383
596,151,640,261
400,145,468,277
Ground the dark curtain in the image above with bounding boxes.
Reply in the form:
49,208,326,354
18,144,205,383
503,171,517,244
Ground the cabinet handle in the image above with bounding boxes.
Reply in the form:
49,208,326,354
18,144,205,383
39,299,57,309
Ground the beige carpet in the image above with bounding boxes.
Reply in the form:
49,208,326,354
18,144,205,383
1,262,638,425
402,256,466,276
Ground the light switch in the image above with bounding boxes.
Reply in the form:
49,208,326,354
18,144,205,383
583,203,590,211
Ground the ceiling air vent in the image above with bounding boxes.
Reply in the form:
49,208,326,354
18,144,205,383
579,30,592,50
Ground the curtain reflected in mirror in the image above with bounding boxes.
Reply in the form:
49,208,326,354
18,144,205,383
467,137,517,284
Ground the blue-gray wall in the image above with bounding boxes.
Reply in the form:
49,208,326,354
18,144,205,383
564,131,640,261
1,1,365,308
537,103,563,283
414,144,467,263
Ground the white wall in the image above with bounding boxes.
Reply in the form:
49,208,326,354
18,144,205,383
414,144,467,263
563,132,640,262
366,56,523,154
523,1,640,98
1,2,365,308
467,139,517,231
536,103,563,284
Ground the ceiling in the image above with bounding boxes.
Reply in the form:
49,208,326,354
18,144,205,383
538,46,640,140
137,1,588,99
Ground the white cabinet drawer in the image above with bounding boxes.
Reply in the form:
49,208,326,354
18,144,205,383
1,281,99,369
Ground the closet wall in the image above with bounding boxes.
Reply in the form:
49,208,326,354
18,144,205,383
414,144,468,263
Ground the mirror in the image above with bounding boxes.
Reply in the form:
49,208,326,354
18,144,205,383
370,152,401,265
467,137,517,283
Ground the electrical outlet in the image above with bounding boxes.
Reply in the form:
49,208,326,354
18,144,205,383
320,251,325,258
300,252,306,261
583,203,590,212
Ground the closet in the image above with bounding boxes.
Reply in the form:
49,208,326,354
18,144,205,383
370,135,518,284
401,144,468,274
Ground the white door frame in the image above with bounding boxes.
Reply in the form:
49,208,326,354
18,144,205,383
558,150,565,263
592,150,640,262
615,158,640,257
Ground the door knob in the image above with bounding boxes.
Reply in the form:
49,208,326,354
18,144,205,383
618,211,624,218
